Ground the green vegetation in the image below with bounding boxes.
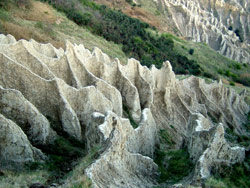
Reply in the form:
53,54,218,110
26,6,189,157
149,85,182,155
35,21,56,38
205,177,227,188
154,149,194,184
0,0,32,9
225,112,250,147
229,81,235,86
158,129,175,146
189,48,194,55
40,0,202,75
0,9,11,21
39,0,250,86
0,136,98,188
125,0,133,5
207,159,250,188
123,104,139,128
2,0,249,87
174,37,250,86
154,129,194,185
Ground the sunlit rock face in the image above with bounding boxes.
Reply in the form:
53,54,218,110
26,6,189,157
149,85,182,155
154,0,250,63
0,34,249,187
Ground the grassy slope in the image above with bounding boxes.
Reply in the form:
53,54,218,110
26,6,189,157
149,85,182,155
0,1,249,187
1,1,249,85
92,0,249,85
0,1,128,63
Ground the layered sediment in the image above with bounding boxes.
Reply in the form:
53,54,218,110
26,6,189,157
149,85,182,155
0,34,249,187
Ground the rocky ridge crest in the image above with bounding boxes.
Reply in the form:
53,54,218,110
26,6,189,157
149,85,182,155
155,0,250,63
0,34,249,187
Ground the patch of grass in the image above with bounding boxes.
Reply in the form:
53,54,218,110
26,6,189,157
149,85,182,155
229,81,235,86
123,104,139,128
208,159,250,188
205,177,227,188
35,21,56,38
225,112,250,147
0,170,49,188
173,36,250,86
154,149,194,184
0,142,99,188
154,129,193,184
0,9,11,21
63,145,101,188
159,129,174,146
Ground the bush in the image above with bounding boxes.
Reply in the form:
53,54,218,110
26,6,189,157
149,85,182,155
203,71,219,80
155,149,194,183
229,81,235,86
225,70,231,77
0,9,11,21
234,63,242,70
189,48,194,55
125,0,133,4
209,161,250,188
205,177,227,188
234,74,250,86
217,69,223,74
67,11,92,26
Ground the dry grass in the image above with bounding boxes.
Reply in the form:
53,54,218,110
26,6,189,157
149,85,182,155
93,0,166,32
0,170,49,188
13,1,58,23
2,21,64,49
0,0,127,61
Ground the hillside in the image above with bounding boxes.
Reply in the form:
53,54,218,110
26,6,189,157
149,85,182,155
0,1,249,188
0,0,128,62
93,0,250,64
0,0,250,88
0,33,249,188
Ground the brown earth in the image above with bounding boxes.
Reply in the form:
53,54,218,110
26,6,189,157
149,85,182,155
93,0,166,32
0,1,65,48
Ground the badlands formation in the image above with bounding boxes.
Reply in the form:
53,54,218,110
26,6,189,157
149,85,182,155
0,34,249,187
154,0,250,63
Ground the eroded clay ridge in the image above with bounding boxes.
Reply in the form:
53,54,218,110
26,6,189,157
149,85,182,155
0,34,249,187
156,0,250,63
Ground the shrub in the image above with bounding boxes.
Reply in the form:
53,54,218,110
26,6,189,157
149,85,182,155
217,69,223,74
229,81,235,86
205,177,227,188
0,0,14,10
189,48,194,55
234,63,242,70
203,71,219,80
209,161,250,188
125,0,133,4
234,74,250,86
154,149,194,183
0,9,11,21
225,70,231,77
